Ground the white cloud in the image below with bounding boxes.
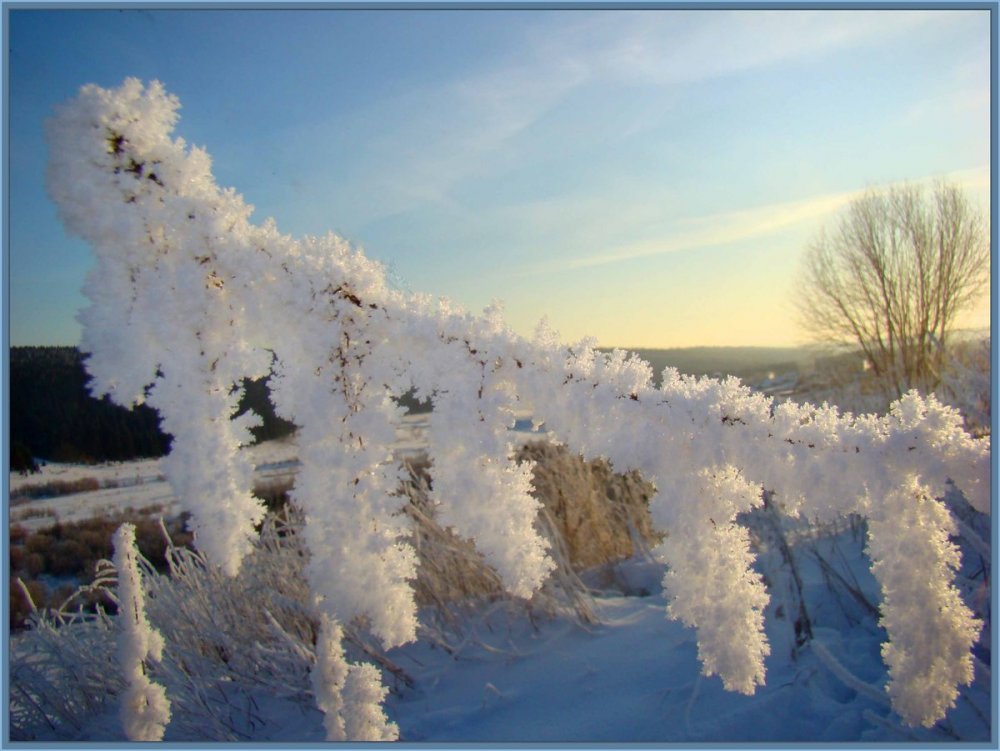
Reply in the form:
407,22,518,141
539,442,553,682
527,10,941,88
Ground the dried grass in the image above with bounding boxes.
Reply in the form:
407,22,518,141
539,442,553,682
11,477,101,503
397,443,662,636
10,439,668,739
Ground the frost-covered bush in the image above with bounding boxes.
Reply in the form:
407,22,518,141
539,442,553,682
12,514,327,741
937,335,991,437
43,78,991,735
9,487,603,741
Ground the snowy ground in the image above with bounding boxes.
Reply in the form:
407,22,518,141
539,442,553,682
48,546,991,744
383,545,991,743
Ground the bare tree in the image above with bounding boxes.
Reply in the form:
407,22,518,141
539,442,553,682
797,181,989,401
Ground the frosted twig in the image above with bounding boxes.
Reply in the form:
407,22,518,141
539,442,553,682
953,515,990,560
810,640,890,708
862,709,919,741
15,577,38,614
113,523,171,741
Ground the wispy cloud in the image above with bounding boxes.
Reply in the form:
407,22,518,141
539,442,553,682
944,164,991,194
519,188,862,276
359,10,947,213
527,10,940,88
280,9,981,246
518,165,991,276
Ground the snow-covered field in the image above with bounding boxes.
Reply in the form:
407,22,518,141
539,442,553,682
387,558,990,743
10,439,295,532
11,412,544,532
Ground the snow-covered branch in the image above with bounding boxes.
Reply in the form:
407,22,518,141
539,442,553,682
48,78,990,732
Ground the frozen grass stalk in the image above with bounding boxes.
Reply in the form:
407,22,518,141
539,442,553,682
312,615,399,741
113,522,171,741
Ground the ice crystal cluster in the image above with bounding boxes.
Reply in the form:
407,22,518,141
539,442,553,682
46,79,990,736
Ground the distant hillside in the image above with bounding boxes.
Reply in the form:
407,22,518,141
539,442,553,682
9,346,294,469
603,345,821,385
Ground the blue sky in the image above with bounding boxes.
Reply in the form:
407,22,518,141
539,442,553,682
6,7,992,348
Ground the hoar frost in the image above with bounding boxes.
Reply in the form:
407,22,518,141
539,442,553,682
113,523,171,741
311,616,399,741
48,78,990,734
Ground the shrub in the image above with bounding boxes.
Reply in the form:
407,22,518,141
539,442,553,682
9,513,197,631
11,440,39,474
25,533,55,558
9,546,25,573
49,539,91,577
24,553,46,579
10,524,28,545
10,578,48,630
11,476,101,502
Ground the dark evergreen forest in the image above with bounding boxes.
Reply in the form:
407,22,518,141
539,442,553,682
9,346,296,471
